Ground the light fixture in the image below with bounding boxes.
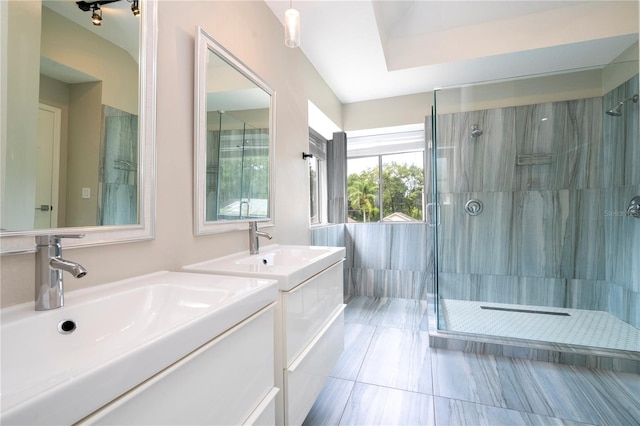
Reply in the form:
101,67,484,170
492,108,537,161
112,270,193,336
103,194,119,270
91,4,102,26
284,0,300,48
130,0,140,16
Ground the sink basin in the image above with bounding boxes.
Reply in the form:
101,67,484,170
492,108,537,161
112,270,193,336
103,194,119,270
183,244,346,291
0,271,277,425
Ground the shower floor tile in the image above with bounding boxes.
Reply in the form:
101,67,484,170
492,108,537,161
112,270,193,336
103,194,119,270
440,299,640,352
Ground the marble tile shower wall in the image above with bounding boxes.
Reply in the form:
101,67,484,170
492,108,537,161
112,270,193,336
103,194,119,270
428,75,639,328
310,223,434,300
603,75,640,329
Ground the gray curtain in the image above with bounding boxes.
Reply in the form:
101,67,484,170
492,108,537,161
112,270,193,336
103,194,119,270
327,131,347,223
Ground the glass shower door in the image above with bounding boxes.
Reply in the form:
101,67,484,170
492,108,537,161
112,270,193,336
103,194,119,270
430,65,640,355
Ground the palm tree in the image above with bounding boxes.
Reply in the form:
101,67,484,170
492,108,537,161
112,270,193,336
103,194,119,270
348,178,377,222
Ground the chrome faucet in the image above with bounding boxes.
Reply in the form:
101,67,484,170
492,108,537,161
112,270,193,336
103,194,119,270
35,235,87,311
249,221,272,255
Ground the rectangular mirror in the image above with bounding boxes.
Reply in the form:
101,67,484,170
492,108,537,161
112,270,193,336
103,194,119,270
194,27,275,235
1,0,157,252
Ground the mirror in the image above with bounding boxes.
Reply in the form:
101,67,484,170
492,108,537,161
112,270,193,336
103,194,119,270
194,27,275,235
1,0,156,252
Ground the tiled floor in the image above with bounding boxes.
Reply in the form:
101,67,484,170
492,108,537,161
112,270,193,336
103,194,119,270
302,296,640,426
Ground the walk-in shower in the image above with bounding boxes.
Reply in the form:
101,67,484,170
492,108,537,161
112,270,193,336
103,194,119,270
605,93,639,116
428,69,640,362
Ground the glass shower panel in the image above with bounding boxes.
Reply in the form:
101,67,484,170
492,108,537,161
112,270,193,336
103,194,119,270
431,63,639,354
99,105,139,226
206,112,270,220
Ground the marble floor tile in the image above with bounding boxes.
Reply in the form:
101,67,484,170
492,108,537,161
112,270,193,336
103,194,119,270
330,322,376,381
373,298,430,331
431,348,640,425
303,378,354,426
344,296,430,331
339,383,435,426
433,396,596,426
344,296,380,324
524,361,640,425
357,327,432,394
306,297,640,426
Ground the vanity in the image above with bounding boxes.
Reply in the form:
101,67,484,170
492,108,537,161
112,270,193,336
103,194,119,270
0,271,279,425
184,244,346,425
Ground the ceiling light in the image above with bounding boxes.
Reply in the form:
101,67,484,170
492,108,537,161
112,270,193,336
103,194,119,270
91,4,102,26
131,0,140,16
284,1,300,48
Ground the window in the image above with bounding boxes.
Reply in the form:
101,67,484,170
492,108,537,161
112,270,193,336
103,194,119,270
308,129,327,225
347,129,425,223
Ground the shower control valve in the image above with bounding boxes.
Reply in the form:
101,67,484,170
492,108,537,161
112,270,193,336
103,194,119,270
465,199,483,216
627,196,640,219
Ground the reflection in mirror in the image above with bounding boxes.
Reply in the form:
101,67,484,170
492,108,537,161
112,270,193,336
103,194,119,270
1,0,156,251
195,27,274,235
206,111,269,220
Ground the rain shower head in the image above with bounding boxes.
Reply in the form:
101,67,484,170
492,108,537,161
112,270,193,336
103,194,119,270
605,94,639,116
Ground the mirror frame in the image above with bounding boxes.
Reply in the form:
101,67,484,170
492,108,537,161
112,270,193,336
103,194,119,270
0,0,157,254
194,26,276,235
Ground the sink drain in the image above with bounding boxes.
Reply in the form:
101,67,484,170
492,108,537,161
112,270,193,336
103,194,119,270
58,319,77,335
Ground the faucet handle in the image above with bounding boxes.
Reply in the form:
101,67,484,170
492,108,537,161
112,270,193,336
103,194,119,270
36,234,85,246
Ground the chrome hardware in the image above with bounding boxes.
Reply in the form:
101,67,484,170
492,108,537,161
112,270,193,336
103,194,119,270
465,199,483,216
249,221,272,255
426,203,441,227
35,205,52,212
516,153,552,166
627,196,640,219
35,234,87,311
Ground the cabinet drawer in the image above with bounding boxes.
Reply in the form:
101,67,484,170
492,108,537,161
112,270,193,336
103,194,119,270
282,260,343,366
284,305,345,426
243,387,279,426
79,305,275,425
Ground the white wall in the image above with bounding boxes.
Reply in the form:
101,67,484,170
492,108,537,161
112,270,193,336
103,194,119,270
2,1,40,231
342,66,639,133
0,1,341,307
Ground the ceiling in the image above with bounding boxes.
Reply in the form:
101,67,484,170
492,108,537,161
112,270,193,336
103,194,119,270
41,0,638,105
42,0,139,83
264,0,639,104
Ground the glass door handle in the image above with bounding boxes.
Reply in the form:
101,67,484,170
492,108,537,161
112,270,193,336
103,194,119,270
427,203,440,226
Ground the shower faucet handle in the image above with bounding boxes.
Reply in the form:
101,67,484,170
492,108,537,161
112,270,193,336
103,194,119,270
627,196,640,218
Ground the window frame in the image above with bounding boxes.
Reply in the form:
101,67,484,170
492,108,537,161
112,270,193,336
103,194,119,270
346,129,426,223
308,128,328,225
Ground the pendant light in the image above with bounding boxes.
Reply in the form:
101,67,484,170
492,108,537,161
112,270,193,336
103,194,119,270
91,4,102,26
284,0,300,48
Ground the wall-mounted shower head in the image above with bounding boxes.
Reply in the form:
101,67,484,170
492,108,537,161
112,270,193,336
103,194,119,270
605,94,639,116
471,124,483,138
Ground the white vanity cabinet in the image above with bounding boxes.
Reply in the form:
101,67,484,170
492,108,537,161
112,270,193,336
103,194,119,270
182,244,347,425
276,260,345,425
77,305,278,426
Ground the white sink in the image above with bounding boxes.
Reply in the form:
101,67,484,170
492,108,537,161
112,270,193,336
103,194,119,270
183,244,346,291
0,271,277,425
